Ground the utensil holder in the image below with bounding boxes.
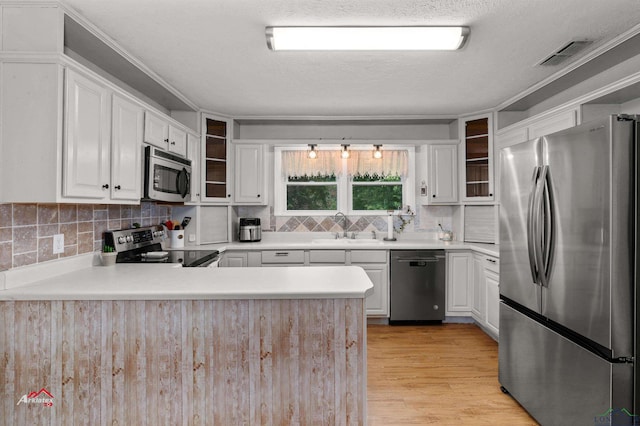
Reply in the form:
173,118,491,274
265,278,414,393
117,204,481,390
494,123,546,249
169,230,185,248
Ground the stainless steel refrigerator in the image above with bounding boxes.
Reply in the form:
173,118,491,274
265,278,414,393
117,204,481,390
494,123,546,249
499,115,639,426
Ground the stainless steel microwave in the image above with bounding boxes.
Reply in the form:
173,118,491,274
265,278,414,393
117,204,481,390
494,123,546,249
143,146,191,202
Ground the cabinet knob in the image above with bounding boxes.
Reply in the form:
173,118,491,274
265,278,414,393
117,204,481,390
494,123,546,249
489,193,493,196
114,185,121,190
228,194,231,198
433,194,436,198
257,194,261,198
171,141,176,145
164,138,169,143
102,184,109,189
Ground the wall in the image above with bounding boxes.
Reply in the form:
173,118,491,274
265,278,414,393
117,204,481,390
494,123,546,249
0,202,171,271
236,120,454,140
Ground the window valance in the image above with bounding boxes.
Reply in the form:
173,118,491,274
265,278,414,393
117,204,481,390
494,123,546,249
281,148,409,179
347,150,408,178
281,150,341,178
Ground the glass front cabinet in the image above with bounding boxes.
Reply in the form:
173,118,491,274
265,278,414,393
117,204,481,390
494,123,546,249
201,114,233,203
461,114,494,202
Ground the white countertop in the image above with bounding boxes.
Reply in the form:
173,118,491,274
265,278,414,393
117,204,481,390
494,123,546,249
0,234,497,301
0,261,373,301
190,237,499,257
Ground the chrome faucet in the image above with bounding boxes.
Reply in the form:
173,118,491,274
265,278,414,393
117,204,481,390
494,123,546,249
334,212,348,238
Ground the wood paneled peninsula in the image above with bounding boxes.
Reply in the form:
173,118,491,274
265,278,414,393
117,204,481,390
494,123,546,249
0,261,372,425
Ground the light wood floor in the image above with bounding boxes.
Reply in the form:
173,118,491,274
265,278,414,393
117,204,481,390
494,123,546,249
367,324,538,425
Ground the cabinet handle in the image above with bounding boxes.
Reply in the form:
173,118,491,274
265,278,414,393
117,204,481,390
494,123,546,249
114,185,121,190
164,138,169,144
102,184,109,189
171,141,176,145
275,252,289,257
486,258,497,263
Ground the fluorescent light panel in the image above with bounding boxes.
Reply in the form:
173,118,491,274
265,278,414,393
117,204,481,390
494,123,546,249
266,26,469,51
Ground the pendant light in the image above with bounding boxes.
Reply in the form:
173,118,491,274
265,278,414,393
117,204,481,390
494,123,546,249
341,144,350,159
373,145,383,159
307,144,318,159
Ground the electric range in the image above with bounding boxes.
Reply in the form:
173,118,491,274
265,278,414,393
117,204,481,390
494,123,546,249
104,226,219,267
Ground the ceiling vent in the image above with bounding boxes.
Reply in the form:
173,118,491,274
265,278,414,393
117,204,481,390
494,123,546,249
537,40,593,66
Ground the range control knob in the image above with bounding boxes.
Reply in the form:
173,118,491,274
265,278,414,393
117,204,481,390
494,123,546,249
117,236,126,244
126,235,133,242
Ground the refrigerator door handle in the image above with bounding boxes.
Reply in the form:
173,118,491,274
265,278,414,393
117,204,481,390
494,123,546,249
534,165,550,288
527,166,541,285
541,166,555,286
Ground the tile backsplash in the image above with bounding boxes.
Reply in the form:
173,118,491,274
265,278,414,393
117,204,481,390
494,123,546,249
0,203,172,271
234,205,454,236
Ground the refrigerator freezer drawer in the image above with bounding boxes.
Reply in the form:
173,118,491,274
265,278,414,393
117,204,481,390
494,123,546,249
499,302,633,426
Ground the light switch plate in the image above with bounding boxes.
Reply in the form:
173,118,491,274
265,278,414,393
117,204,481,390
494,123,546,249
53,234,64,254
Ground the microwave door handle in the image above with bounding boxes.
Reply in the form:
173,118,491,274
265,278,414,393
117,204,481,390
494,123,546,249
176,168,189,198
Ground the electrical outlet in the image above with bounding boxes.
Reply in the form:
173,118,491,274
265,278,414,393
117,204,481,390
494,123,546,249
53,234,64,254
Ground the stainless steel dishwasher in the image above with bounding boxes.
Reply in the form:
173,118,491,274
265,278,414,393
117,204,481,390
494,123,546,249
390,250,446,323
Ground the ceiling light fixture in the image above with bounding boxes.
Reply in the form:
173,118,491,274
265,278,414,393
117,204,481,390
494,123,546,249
265,26,469,51
373,145,383,159
341,144,350,159
307,144,318,159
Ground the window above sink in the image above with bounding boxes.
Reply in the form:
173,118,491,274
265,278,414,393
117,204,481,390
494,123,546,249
274,145,415,216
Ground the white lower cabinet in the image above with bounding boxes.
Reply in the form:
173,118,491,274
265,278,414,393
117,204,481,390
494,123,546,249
261,250,305,266
220,250,261,267
358,263,389,317
445,251,473,316
222,251,247,267
471,253,486,321
471,254,500,339
484,269,500,336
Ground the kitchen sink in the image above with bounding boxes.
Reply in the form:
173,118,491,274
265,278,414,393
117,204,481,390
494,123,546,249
311,238,383,245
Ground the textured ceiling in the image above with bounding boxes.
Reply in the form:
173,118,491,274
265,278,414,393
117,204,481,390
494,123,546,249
61,0,640,117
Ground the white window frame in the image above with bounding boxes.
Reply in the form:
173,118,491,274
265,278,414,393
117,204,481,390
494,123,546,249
274,145,415,216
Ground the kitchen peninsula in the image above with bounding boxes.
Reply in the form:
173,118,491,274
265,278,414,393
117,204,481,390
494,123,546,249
0,260,372,425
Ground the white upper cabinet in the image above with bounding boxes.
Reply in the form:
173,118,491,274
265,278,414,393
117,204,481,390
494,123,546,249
144,111,188,157
168,125,187,157
110,94,144,201
0,3,199,204
64,70,145,203
460,114,494,203
63,69,111,199
201,114,233,203
233,143,266,205
144,112,169,149
426,144,458,204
